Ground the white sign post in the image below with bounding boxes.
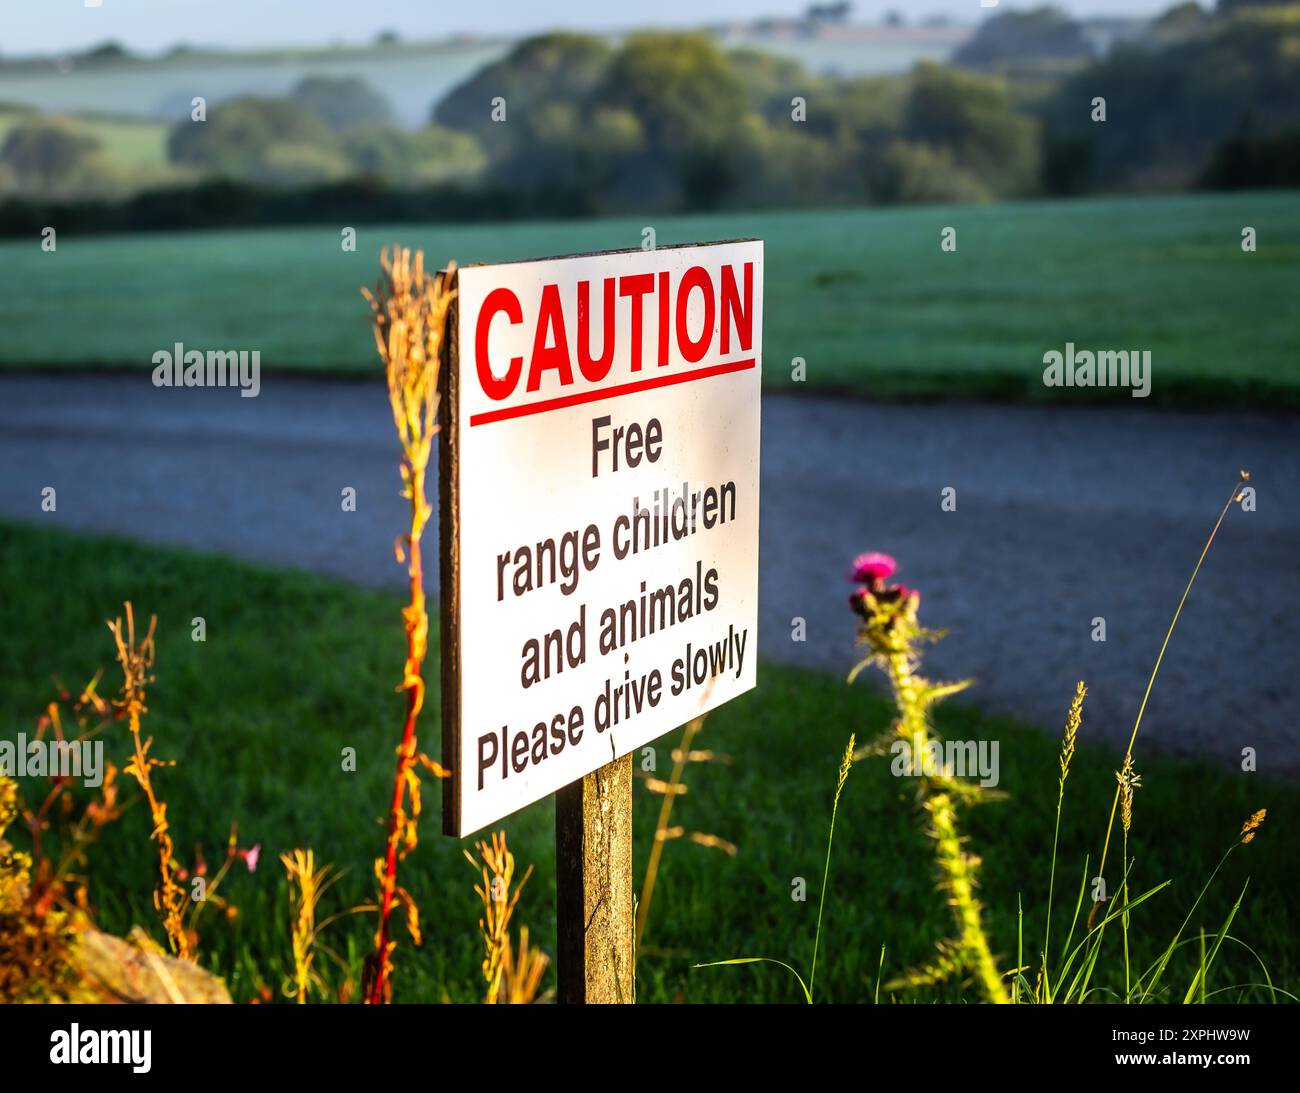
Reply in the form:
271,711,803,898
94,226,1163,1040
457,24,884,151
438,240,762,1001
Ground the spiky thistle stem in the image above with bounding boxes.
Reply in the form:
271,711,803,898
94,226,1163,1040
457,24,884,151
884,645,1007,1004
847,555,1006,1003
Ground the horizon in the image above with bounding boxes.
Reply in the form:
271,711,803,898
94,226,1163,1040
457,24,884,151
1,0,1180,57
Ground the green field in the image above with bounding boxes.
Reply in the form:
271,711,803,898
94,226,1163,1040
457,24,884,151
1,191,1296,406
0,41,508,130
2,522,1295,1003
0,33,952,130
0,105,170,168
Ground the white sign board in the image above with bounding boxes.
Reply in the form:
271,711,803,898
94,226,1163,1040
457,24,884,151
440,241,763,836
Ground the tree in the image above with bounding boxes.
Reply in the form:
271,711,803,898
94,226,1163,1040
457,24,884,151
434,33,612,158
166,97,347,184
1202,127,1300,188
596,33,753,208
903,63,1040,194
291,76,393,131
1043,8,1300,190
1150,2,1211,43
953,6,1092,69
875,140,992,204
77,41,131,65
341,124,485,185
1,121,101,190
1218,0,1296,13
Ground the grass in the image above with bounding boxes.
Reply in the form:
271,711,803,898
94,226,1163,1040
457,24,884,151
1,191,1297,408
1,520,1296,1002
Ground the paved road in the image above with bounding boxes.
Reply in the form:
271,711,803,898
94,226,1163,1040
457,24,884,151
2,373,1296,774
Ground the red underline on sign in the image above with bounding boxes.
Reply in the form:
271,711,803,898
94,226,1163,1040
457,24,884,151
468,358,757,426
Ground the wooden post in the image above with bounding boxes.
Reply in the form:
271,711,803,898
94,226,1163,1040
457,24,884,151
555,755,634,1004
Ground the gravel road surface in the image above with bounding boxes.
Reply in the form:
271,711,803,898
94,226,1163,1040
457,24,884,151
2,373,1295,773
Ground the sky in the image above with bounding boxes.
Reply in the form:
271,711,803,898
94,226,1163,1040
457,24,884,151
2,0,1178,55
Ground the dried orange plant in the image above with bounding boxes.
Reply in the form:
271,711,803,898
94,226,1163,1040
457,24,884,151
362,247,457,1003
20,672,120,922
108,604,250,962
465,831,548,1004
5,622,249,1001
109,602,193,959
281,848,357,1003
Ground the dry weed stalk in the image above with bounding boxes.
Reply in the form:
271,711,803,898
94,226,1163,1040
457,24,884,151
465,831,547,1004
5,616,249,1000
109,602,191,959
636,696,736,951
499,926,550,1004
281,848,351,1003
1239,809,1266,845
5,671,139,1000
21,673,120,919
361,247,457,1004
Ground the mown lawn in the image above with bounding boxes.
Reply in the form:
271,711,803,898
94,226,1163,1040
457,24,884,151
1,521,1295,1003
0,191,1297,407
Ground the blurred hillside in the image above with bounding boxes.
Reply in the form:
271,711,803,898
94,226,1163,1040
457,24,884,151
1,2,1298,225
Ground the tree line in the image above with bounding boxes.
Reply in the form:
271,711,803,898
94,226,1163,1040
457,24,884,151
2,1,1298,233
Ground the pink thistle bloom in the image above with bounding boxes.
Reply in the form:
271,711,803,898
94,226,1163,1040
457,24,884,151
240,844,261,873
850,551,896,584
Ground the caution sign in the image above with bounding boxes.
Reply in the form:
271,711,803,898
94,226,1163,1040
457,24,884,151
440,241,762,836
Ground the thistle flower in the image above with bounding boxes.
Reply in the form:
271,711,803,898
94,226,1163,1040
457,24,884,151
847,553,934,670
850,551,897,585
